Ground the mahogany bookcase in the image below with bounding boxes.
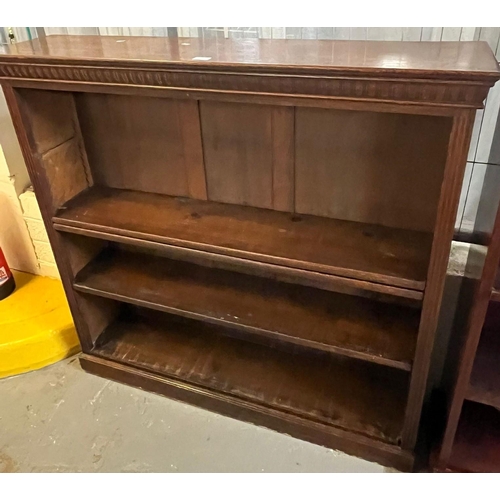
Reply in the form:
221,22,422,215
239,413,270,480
1,36,498,471
437,191,500,472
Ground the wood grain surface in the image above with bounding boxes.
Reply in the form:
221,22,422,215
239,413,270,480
2,36,498,77
81,353,415,470
200,101,295,210
54,187,433,291
438,175,500,465
74,247,420,370
295,108,451,232
93,308,409,445
76,93,206,199
1,38,497,111
3,37,497,470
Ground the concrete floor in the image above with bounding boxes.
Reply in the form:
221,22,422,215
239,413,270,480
0,356,391,472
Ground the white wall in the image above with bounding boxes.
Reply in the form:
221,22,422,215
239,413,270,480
0,88,40,274
0,88,58,276
0,149,39,274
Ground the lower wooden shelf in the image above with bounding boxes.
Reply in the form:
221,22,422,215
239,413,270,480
449,401,500,472
467,328,500,408
74,247,419,370
91,308,409,447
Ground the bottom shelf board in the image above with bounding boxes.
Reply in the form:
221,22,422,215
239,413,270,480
92,310,408,446
449,401,500,473
80,354,414,471
467,328,500,408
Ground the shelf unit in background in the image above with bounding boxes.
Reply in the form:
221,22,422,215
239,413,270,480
438,193,500,472
1,36,498,471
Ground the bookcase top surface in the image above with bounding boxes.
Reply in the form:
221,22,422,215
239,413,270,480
1,36,499,80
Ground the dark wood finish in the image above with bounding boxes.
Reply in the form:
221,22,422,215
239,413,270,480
80,354,414,471
1,37,498,110
401,109,476,449
467,328,500,408
41,138,90,209
437,173,500,470
180,100,208,200
2,85,99,352
53,187,433,293
491,268,500,301
16,89,92,213
271,106,294,212
483,300,500,330
295,108,451,232
61,232,107,277
93,308,409,444
448,401,500,473
4,78,474,116
200,101,294,210
75,293,119,346
2,36,498,471
54,223,424,302
76,93,206,199
74,247,419,370
17,89,75,154
3,37,498,76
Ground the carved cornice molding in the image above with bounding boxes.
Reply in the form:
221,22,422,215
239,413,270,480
0,61,494,108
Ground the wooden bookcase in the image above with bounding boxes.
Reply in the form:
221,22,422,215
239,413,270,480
437,195,500,472
1,36,498,471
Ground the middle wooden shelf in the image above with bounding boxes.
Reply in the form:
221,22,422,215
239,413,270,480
73,245,420,371
54,187,433,300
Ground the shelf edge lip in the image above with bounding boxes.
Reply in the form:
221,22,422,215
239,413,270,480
52,219,427,298
73,282,414,372
82,351,407,452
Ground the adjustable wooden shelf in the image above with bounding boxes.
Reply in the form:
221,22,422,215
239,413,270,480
1,36,498,471
437,196,500,472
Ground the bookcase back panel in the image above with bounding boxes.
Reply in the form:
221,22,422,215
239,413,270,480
18,89,451,234
75,93,206,199
295,108,452,233
200,101,294,211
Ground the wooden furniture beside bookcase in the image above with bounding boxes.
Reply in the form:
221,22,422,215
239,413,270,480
437,197,500,472
1,36,498,471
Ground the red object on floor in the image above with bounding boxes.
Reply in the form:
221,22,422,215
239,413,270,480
0,247,16,300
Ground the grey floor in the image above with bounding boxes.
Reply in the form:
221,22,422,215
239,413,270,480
0,356,391,472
